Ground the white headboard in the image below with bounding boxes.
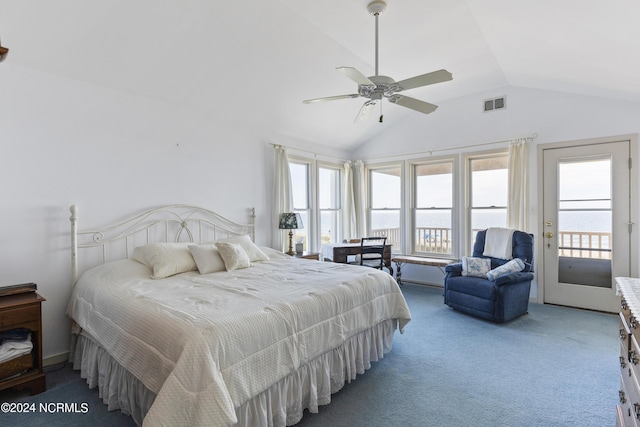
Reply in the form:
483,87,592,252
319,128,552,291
70,204,256,285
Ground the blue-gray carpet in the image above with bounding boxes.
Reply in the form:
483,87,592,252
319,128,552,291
0,284,618,426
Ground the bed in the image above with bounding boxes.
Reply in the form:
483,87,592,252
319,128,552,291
65,204,411,426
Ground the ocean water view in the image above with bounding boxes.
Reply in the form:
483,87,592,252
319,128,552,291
363,211,611,232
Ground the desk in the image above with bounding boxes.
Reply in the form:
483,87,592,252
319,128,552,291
322,243,393,275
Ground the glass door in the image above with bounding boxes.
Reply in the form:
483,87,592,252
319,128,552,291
542,140,630,312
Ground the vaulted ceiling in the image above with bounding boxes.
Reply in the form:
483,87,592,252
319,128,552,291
1,1,639,152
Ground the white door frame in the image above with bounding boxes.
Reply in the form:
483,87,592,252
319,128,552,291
536,134,639,306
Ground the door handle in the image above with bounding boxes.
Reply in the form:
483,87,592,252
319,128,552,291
545,232,553,238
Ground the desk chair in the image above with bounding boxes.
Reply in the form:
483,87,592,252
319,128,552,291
341,239,361,262
350,237,387,270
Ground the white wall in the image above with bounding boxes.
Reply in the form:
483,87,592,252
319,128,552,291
353,86,640,297
353,85,640,158
0,64,320,362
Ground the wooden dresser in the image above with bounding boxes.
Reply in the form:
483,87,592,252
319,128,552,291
616,277,640,426
0,291,46,395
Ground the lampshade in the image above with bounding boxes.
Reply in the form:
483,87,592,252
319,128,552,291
279,212,303,230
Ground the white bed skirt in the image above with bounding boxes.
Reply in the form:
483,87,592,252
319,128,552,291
70,319,398,426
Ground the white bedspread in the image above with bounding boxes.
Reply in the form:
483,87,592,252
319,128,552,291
66,249,411,427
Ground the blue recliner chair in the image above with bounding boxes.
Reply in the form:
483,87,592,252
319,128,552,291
444,229,534,323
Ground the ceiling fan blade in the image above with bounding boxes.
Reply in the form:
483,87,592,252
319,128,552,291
388,95,438,115
336,67,375,86
395,69,452,91
354,100,378,123
303,94,360,104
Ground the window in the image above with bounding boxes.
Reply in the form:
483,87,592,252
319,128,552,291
558,157,612,260
362,151,512,259
319,165,342,245
289,161,311,251
369,164,402,252
412,159,454,256
289,157,343,252
467,154,508,249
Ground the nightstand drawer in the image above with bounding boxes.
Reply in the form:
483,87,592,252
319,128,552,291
0,304,40,329
0,353,33,380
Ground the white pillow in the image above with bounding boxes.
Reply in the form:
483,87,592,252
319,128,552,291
461,256,491,278
486,258,525,281
132,242,197,279
215,235,269,262
131,246,150,267
188,244,226,274
216,241,251,271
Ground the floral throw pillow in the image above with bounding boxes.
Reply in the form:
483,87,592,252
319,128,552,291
461,256,491,278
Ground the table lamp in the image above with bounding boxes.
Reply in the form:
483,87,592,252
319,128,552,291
279,212,303,255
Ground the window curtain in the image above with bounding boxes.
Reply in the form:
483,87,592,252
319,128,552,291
272,145,293,251
341,161,356,241
341,160,367,241
508,138,529,230
352,160,367,238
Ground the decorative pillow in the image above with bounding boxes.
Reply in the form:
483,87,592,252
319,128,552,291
133,242,197,279
188,244,226,274
131,246,150,267
215,235,269,262
216,241,251,271
461,256,491,278
486,258,525,281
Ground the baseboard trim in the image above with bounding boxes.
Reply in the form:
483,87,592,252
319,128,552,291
44,351,69,367
400,279,443,287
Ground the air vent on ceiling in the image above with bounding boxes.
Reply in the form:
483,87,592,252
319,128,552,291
483,96,506,112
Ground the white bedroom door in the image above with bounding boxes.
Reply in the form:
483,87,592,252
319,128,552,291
542,139,631,313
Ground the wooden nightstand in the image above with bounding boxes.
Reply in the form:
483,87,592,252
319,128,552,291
0,291,46,395
293,252,320,260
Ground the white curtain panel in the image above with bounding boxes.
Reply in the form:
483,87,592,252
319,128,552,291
341,161,357,241
508,138,529,230
272,145,293,251
352,160,367,237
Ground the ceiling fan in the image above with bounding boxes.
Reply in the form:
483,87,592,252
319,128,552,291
303,0,452,123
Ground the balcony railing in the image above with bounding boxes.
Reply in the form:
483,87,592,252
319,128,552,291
370,227,400,248
370,227,612,259
371,227,452,254
558,231,611,259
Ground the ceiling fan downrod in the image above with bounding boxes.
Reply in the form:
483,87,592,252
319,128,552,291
374,10,379,76
368,0,387,77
